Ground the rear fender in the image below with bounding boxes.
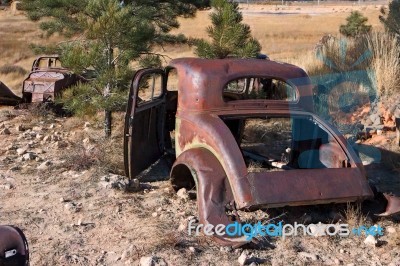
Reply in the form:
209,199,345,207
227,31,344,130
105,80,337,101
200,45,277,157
171,148,249,247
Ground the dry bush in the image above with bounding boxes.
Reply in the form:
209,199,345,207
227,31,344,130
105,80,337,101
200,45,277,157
367,31,400,98
62,143,103,172
0,64,27,75
343,203,368,228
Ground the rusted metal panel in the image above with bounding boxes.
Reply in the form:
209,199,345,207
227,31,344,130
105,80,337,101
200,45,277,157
169,58,314,113
246,168,372,208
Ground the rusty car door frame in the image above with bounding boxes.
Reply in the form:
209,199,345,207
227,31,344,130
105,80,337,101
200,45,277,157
124,68,167,179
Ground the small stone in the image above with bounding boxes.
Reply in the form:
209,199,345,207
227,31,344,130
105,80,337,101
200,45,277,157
3,183,12,190
8,166,20,171
220,246,233,253
0,128,11,135
339,249,344,254
38,160,52,170
377,129,383,136
387,226,396,234
238,251,253,265
49,124,55,129
60,197,66,203
32,126,43,132
299,252,318,261
178,221,187,232
176,188,189,200
188,246,196,253
139,256,167,266
64,202,79,213
22,152,36,161
84,122,91,128
364,235,377,246
16,147,27,155
151,212,158,217
16,124,24,132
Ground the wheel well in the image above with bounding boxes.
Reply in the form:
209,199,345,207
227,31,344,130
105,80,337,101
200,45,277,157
170,164,196,192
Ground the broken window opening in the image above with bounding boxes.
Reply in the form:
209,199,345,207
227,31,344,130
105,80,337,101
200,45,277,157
221,115,350,173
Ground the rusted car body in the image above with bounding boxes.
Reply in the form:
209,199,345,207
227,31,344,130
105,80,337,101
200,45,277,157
0,81,21,106
124,58,399,246
22,56,83,103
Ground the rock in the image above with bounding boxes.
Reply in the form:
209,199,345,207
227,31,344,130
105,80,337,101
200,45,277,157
151,212,158,217
0,128,11,135
364,235,377,246
365,118,373,126
176,188,189,200
299,252,318,261
38,160,52,170
84,122,91,128
177,221,187,232
356,123,364,130
130,178,140,189
15,124,24,132
83,138,91,145
16,147,28,155
1,183,13,190
373,117,382,126
386,226,396,234
188,246,196,253
8,166,20,172
220,246,233,253
99,174,137,191
49,124,55,129
139,256,167,266
64,202,80,213
377,129,383,136
32,126,43,132
22,152,36,161
238,251,254,265
43,135,51,142
55,141,68,149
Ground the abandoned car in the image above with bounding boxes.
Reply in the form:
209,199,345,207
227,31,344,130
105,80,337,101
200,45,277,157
124,58,400,246
21,56,85,103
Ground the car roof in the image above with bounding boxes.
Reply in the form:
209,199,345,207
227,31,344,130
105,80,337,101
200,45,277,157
168,58,314,112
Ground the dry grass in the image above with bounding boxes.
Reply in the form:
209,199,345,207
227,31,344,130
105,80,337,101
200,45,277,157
0,10,64,94
343,203,369,228
367,31,400,98
166,3,384,60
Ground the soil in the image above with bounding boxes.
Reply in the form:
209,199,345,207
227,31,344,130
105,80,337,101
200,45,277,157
0,108,399,266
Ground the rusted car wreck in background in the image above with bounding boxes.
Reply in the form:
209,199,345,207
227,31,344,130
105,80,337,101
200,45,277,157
124,58,400,246
22,56,84,103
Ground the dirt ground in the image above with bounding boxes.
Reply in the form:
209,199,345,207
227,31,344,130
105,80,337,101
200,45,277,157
0,108,399,266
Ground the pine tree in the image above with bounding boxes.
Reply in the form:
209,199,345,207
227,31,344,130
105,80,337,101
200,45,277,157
380,0,400,36
193,0,261,59
339,11,372,38
21,0,208,137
